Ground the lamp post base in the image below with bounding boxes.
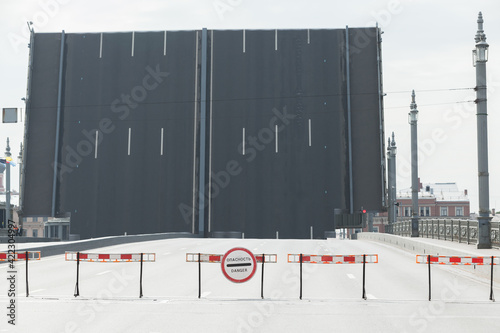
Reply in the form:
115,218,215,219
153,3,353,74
477,217,492,249
411,217,419,238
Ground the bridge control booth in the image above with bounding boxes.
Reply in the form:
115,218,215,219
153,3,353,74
44,217,71,241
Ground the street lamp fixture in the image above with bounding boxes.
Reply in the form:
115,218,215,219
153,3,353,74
473,12,489,65
387,132,398,228
408,91,418,124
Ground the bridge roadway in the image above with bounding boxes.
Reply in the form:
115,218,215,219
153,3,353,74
1,236,500,332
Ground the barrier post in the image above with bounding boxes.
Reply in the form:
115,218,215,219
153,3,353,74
139,253,144,298
261,253,265,299
198,253,201,299
362,254,367,300
490,256,495,301
74,252,80,297
451,220,454,242
25,251,29,297
467,220,470,244
459,220,462,243
299,253,303,300
428,254,431,301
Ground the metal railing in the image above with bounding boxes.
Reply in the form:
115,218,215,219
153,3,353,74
387,219,500,247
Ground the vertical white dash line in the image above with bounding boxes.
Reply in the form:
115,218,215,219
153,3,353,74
160,128,164,155
99,33,103,58
243,29,246,53
308,119,312,146
242,128,245,155
128,128,131,155
131,31,135,57
164,31,167,56
275,125,278,153
307,29,310,44
275,29,278,51
95,131,98,159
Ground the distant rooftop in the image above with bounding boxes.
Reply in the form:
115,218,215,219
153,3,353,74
398,182,469,202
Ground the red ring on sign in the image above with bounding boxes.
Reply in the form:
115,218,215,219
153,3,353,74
221,247,257,283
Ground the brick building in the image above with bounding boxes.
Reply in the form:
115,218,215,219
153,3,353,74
370,182,470,233
396,182,470,218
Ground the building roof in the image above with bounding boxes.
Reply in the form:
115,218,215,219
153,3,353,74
397,182,469,202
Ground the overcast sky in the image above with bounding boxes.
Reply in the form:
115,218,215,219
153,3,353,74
1,0,499,213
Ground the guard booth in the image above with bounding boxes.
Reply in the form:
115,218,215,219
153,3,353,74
44,217,70,240
333,210,368,239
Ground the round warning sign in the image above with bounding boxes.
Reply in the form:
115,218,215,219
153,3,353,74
221,247,257,283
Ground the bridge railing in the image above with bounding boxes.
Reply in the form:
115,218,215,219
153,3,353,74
386,219,500,247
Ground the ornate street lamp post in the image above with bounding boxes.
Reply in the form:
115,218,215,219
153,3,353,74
473,12,492,249
409,91,419,237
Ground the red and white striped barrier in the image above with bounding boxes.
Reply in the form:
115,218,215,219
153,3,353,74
1,251,41,297
287,254,378,264
287,254,378,300
65,252,155,262
186,250,277,299
186,253,277,263
66,252,156,298
0,251,41,261
418,254,498,301
416,255,499,265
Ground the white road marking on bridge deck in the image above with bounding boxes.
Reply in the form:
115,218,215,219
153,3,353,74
275,125,278,153
160,128,164,155
366,294,377,299
347,274,355,279
99,32,103,58
201,291,211,297
30,289,45,294
131,31,135,57
128,127,132,155
275,29,278,51
308,119,312,146
95,130,99,159
164,31,167,56
243,29,246,53
96,270,112,276
242,127,245,155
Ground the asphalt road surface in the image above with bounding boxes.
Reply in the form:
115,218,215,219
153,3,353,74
1,237,499,332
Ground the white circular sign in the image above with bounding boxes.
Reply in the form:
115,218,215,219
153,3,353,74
221,247,257,283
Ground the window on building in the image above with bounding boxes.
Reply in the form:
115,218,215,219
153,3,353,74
456,207,464,216
404,207,411,217
32,229,38,238
419,207,430,217
440,207,448,216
